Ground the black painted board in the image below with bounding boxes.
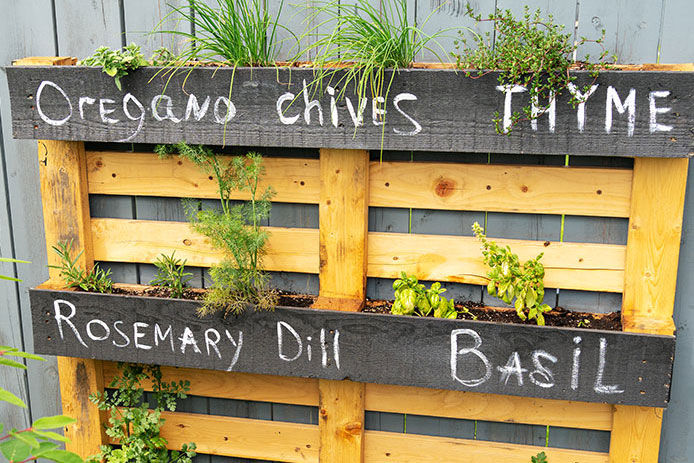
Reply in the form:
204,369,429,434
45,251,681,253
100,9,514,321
30,288,674,407
7,66,694,157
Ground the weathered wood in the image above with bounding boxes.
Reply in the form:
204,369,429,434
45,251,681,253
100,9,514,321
30,287,674,407
318,380,365,463
7,66,694,157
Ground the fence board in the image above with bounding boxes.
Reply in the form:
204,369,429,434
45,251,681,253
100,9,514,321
54,0,122,58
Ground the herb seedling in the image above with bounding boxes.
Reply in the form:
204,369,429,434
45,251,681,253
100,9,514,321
79,44,149,90
391,272,475,320
150,251,193,299
532,452,548,463
472,222,551,325
453,5,615,134
50,240,113,293
156,143,277,316
88,363,196,463
577,318,591,328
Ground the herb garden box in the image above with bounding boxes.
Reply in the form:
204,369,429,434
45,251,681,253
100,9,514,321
7,57,693,462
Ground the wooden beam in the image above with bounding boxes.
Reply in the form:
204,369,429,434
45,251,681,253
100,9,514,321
315,148,369,462
610,157,689,463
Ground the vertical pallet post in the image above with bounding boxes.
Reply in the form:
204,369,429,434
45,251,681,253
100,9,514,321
14,56,104,458
609,157,689,462
314,148,369,462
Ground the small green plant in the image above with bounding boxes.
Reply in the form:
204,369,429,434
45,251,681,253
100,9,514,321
0,257,30,282
79,44,149,90
577,318,591,328
155,143,277,316
391,272,475,320
50,241,113,293
532,451,548,463
472,222,551,325
1,348,83,463
150,251,193,299
453,5,614,134
88,363,195,463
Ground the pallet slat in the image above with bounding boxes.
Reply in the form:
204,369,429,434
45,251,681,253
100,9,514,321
87,152,632,218
91,218,626,292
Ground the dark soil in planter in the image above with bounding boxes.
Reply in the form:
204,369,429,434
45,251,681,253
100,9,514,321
108,285,621,331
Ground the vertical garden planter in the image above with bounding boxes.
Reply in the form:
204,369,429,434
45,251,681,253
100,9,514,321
6,56,693,462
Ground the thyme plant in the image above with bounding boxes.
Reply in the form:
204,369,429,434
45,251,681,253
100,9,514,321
453,5,614,133
88,363,195,463
51,241,113,293
155,143,277,316
150,252,193,299
472,222,551,325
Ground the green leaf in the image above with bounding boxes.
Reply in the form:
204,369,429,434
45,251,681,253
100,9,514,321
34,430,70,442
0,274,21,282
33,415,77,430
0,357,27,369
0,437,31,461
0,257,30,264
10,429,40,449
5,351,45,361
32,441,60,456
0,387,27,407
40,449,84,463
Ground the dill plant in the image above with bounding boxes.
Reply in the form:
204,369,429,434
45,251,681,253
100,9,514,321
155,143,276,316
453,5,615,133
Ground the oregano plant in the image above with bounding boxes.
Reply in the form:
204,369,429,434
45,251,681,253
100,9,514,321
472,222,551,325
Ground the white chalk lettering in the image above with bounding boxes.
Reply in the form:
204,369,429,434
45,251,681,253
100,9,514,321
530,91,556,133
119,93,145,142
571,336,582,390
86,319,110,342
529,350,557,388
151,95,182,123
133,322,151,350
224,330,243,371
99,98,119,124
205,328,222,359
496,85,527,133
594,337,624,394
346,96,367,127
213,96,236,124
605,86,636,136
372,96,386,126
178,326,201,354
333,330,341,370
276,92,300,125
36,81,73,126
154,323,174,352
497,351,527,386
53,299,87,348
450,329,492,387
112,321,130,347
327,86,338,127
78,96,95,119
277,321,302,361
302,80,323,125
320,328,327,367
567,83,599,133
306,336,313,362
649,90,673,133
185,94,210,121
393,93,422,136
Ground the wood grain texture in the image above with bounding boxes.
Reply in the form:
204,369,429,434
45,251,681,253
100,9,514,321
319,380,366,463
86,151,320,204
609,406,664,463
29,288,675,406
364,430,609,463
370,162,632,217
622,157,689,334
7,66,694,157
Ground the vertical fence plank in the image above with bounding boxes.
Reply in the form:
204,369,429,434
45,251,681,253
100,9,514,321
54,0,122,57
657,0,694,63
609,157,689,463
123,0,189,57
315,148,368,462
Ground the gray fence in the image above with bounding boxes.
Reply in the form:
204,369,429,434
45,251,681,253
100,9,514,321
0,0,692,461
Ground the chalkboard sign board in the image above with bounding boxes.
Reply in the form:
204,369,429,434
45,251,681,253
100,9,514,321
30,288,675,407
7,66,694,157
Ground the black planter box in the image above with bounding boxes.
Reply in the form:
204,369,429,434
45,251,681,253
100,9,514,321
30,287,674,407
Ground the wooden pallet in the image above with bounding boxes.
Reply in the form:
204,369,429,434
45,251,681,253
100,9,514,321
21,57,689,463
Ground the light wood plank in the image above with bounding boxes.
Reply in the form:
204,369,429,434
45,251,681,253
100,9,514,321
91,218,319,274
86,151,320,204
368,232,626,293
364,430,608,463
13,56,76,65
318,380,366,463
102,362,319,406
142,411,318,462
609,406,664,463
91,218,626,292
365,384,612,431
371,162,632,218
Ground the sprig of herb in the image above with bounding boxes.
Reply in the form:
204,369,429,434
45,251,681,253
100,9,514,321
150,251,193,299
453,5,615,134
391,272,475,320
79,44,149,90
472,222,551,325
50,241,112,293
532,452,548,463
